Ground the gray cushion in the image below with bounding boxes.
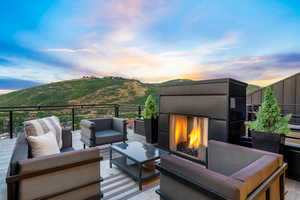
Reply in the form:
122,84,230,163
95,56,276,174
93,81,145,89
208,140,263,176
208,140,283,176
89,118,112,131
95,130,124,144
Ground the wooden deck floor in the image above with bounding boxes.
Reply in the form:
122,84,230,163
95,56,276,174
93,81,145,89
0,130,300,200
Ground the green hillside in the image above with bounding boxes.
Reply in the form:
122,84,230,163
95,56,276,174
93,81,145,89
0,77,259,107
0,77,158,106
247,84,261,95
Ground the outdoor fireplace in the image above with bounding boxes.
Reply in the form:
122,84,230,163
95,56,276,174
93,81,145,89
158,78,248,163
169,114,208,162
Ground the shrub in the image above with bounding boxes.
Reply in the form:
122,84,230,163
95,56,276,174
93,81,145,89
248,87,291,134
142,95,158,119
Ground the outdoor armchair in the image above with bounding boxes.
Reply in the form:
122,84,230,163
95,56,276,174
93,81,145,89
80,117,127,148
157,140,287,200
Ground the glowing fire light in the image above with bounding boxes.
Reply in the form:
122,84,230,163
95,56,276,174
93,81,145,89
174,115,187,145
188,118,201,148
173,116,202,148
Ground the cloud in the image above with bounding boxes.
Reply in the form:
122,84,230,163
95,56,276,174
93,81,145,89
160,32,239,57
44,48,95,53
87,0,168,42
0,77,41,90
0,41,76,68
202,52,300,86
67,31,239,82
270,53,300,63
0,57,14,66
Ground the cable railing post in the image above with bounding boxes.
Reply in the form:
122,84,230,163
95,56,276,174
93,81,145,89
138,105,142,118
72,108,75,131
9,111,13,139
114,105,119,117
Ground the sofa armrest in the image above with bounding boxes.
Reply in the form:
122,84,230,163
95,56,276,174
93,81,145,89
112,117,127,135
80,120,96,140
62,128,72,148
80,119,95,129
230,155,279,194
159,154,246,200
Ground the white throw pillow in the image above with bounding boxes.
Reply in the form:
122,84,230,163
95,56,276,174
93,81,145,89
27,132,60,158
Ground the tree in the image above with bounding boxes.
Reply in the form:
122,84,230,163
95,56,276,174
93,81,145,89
248,87,291,134
142,95,158,119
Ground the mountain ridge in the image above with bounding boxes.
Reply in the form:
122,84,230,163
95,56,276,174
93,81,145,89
0,77,260,107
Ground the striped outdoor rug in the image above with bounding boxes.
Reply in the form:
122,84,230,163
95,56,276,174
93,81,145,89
102,172,159,200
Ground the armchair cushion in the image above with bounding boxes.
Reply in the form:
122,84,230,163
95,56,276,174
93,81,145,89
95,130,124,145
89,118,112,131
208,140,278,176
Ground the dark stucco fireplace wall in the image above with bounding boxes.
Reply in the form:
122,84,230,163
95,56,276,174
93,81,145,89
158,78,248,151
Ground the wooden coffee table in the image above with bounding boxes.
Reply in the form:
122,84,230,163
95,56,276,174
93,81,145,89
110,141,168,190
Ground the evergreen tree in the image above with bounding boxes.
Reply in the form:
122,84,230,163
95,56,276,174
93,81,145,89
248,87,291,134
142,95,158,119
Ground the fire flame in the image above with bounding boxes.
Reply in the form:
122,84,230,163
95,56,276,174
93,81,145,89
174,116,187,145
188,118,201,148
173,115,202,148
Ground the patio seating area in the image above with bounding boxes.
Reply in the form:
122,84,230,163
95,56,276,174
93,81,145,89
0,129,300,200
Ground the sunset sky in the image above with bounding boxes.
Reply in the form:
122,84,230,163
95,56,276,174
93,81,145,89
0,0,300,93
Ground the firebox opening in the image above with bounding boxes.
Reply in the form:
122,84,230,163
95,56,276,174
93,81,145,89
169,114,208,162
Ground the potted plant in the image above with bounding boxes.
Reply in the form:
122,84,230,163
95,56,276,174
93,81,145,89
248,87,291,153
142,95,158,144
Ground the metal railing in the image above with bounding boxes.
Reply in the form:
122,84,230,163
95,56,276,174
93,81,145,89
0,104,143,139
246,104,300,125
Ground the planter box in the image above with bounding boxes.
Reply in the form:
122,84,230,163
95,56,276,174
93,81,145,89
252,131,285,154
144,118,158,144
134,119,145,136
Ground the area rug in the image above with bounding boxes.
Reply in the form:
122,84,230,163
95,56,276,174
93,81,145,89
102,172,159,200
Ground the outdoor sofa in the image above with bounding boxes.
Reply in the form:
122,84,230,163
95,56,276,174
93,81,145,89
157,140,287,200
80,117,127,148
6,117,102,200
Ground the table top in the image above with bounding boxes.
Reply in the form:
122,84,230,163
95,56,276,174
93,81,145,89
111,142,168,163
